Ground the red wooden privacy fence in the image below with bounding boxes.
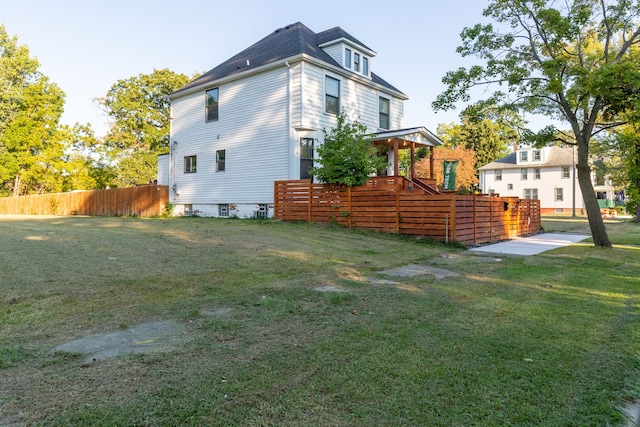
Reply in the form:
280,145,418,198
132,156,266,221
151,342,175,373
0,185,169,217
274,177,540,246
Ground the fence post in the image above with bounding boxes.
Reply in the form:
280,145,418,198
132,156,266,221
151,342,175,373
449,194,456,243
473,193,477,245
308,180,312,222
348,186,352,229
489,195,493,243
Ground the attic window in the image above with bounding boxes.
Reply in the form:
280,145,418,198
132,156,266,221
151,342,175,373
354,53,360,72
363,57,369,76
345,48,352,68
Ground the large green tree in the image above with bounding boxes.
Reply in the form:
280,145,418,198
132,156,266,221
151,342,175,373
95,69,193,187
433,0,640,247
0,25,67,196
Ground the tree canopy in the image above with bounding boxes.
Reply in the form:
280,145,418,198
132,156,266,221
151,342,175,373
433,0,640,247
311,113,386,187
0,25,67,196
95,69,193,187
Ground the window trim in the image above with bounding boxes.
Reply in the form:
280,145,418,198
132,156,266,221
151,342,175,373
533,150,541,161
354,52,360,72
521,168,528,180
325,75,340,115
534,168,541,180
520,151,528,162
184,155,197,174
378,97,390,129
205,88,219,122
495,169,502,181
362,56,369,76
562,166,570,178
345,48,352,68
216,149,226,172
555,187,564,202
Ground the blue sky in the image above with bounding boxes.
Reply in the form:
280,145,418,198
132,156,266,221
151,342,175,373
2,0,489,137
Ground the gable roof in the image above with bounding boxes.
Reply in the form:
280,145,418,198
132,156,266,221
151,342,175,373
479,146,576,170
171,22,404,97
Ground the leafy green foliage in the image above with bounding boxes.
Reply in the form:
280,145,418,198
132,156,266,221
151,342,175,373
433,0,640,246
311,113,386,187
96,69,193,187
0,25,67,196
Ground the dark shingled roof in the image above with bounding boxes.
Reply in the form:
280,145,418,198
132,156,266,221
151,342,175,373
172,22,403,97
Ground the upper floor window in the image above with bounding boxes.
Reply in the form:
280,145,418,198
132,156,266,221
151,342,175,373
379,97,390,129
533,150,541,161
206,88,219,122
216,150,226,172
495,169,502,181
354,53,360,72
562,166,570,178
521,168,528,180
520,151,528,162
345,48,352,68
362,57,369,76
325,76,340,115
184,155,197,173
534,168,541,179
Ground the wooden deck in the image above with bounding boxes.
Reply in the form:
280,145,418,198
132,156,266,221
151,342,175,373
274,177,540,246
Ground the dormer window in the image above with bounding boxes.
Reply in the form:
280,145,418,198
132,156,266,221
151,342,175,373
363,57,369,76
345,48,352,68
520,151,528,162
354,53,360,72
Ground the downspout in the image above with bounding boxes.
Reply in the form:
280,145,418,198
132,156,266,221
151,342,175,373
285,60,294,180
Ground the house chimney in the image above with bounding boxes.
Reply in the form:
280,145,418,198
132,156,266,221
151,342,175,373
513,142,519,152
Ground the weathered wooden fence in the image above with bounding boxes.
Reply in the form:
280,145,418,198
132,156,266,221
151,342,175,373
274,178,541,246
0,185,169,217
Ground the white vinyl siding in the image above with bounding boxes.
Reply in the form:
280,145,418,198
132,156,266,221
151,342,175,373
170,67,289,204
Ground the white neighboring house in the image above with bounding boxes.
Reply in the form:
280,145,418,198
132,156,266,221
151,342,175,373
478,146,586,214
160,22,440,218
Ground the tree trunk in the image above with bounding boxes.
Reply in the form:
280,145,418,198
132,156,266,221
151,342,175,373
12,175,21,197
576,140,612,247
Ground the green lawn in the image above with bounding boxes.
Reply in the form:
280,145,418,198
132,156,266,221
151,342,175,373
1,215,639,426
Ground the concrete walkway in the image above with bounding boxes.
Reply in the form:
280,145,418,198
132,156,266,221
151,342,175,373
469,233,590,256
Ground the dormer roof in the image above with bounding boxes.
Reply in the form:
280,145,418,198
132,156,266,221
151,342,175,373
171,22,403,98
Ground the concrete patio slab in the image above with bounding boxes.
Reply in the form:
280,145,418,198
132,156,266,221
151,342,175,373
469,233,590,256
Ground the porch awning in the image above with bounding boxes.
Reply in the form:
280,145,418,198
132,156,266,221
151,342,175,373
369,126,443,148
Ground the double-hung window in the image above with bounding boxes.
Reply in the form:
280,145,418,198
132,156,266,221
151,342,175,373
555,188,564,201
354,53,360,72
562,166,570,178
300,138,314,180
534,168,541,180
206,88,219,122
520,151,528,162
521,168,528,180
325,76,340,115
362,57,369,76
184,155,197,173
345,48,352,68
523,188,538,200
379,97,390,129
533,150,541,161
495,169,502,181
216,150,225,172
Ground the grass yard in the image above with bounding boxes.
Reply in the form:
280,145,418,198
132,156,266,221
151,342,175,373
1,214,639,426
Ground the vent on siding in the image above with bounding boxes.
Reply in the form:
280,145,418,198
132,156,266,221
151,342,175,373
219,204,230,217
255,204,268,219
184,204,193,216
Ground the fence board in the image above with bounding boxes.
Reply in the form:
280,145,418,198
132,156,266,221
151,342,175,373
0,185,169,217
275,178,541,246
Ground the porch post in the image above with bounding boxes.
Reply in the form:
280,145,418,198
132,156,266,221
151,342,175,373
410,142,415,180
393,139,399,177
429,147,435,179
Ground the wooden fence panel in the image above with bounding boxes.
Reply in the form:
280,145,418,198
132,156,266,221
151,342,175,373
0,185,169,217
274,179,542,246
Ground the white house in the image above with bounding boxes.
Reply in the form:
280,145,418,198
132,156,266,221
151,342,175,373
162,22,441,218
478,146,586,214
